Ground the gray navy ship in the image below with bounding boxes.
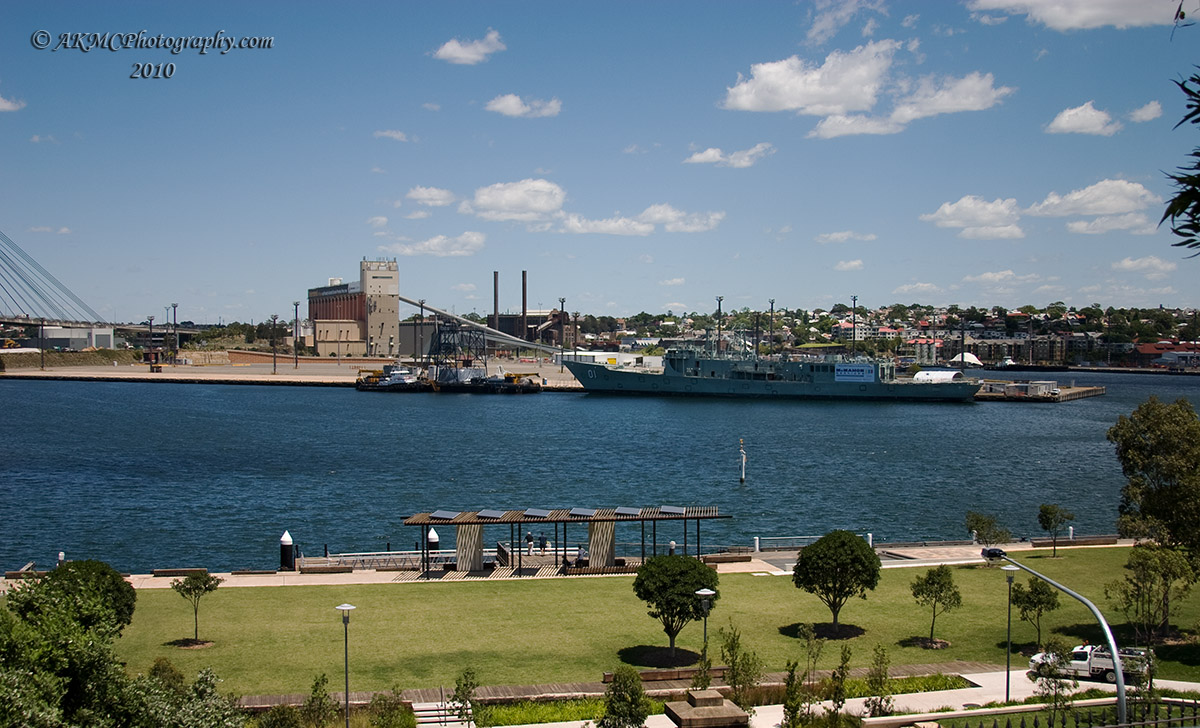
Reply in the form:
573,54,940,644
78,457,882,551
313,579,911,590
563,346,980,402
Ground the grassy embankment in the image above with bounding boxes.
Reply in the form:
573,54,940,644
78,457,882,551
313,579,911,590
0,349,141,370
114,547,1200,697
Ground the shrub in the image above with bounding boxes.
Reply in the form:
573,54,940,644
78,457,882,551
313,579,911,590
599,666,650,728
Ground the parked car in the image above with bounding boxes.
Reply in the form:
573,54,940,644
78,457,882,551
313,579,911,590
1029,644,1150,683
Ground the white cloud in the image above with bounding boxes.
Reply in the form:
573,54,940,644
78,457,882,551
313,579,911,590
962,269,1040,284
902,14,920,28
373,130,409,142
807,0,886,45
432,28,506,65
723,40,901,115
1046,101,1121,136
1130,101,1162,123
1112,256,1177,280
380,231,486,257
485,94,562,118
834,259,864,271
405,210,432,220
815,230,877,244
659,278,686,286
0,88,25,112
920,195,1024,238
371,166,386,174
637,203,725,232
560,213,654,236
1066,213,1156,235
460,179,565,222
965,0,1172,31
452,283,477,292
423,102,441,111
893,282,942,295
683,142,774,168
809,114,903,138
367,216,388,228
28,226,70,234
30,134,57,143
407,186,456,207
1026,179,1159,216
973,13,1008,25
890,72,1014,124
623,144,648,155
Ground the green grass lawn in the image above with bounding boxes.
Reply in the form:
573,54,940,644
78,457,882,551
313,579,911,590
113,548,1200,697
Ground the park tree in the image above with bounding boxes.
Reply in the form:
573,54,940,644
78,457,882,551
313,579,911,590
1161,67,1200,253
863,644,894,717
717,621,763,711
1107,397,1200,552
632,555,719,660
792,530,881,636
782,624,824,728
599,666,651,728
7,558,136,636
1105,544,1195,645
966,511,1012,553
910,565,963,644
1038,504,1075,557
1011,578,1060,649
451,667,480,727
171,572,224,643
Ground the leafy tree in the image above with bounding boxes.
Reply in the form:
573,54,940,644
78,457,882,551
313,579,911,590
1029,639,1077,724
7,558,136,635
170,572,224,642
1161,68,1200,253
370,686,417,728
825,644,853,728
1011,579,1060,649
301,673,338,727
1107,397,1200,551
780,660,805,728
632,555,719,659
148,656,187,695
452,667,480,727
792,530,881,635
863,644,894,717
782,624,824,728
718,621,763,712
966,511,1012,553
910,565,963,642
1105,544,1195,645
1037,504,1075,557
259,704,304,728
599,665,650,728
690,648,712,690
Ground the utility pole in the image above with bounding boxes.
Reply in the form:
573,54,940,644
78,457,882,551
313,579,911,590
768,298,775,356
715,296,724,354
559,297,566,372
419,299,426,367
147,316,155,369
271,314,279,374
850,295,857,357
293,301,300,369
171,303,178,363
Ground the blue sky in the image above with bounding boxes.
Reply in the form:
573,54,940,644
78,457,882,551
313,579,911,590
0,0,1196,324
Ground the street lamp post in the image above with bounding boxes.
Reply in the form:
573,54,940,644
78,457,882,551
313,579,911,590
715,296,724,355
171,303,178,363
768,299,775,356
984,549,1127,724
1002,564,1019,703
850,295,858,357
335,604,356,728
293,301,300,369
147,316,155,369
558,297,566,372
695,588,715,649
270,314,279,374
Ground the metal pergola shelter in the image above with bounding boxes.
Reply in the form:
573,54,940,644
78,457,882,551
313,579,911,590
403,505,729,577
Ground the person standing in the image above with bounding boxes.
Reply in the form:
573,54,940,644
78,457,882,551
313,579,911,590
538,533,548,556
525,531,534,555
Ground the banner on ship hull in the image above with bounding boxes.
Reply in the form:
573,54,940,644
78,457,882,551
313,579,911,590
834,363,875,383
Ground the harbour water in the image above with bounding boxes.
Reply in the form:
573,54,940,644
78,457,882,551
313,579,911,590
3,371,1197,574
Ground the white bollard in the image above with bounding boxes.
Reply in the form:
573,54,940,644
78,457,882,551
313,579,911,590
754,536,760,552
1069,525,1074,541
867,533,873,547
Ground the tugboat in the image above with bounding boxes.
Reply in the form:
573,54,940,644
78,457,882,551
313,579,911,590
356,364,431,392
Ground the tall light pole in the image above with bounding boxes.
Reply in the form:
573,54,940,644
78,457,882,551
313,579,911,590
695,588,715,651
768,299,775,356
558,297,566,372
573,312,580,362
418,299,426,368
39,318,45,371
270,314,279,374
1002,564,1019,703
293,301,300,369
147,316,155,368
715,296,724,354
985,549,1127,724
850,295,858,357
171,303,178,363
335,604,356,728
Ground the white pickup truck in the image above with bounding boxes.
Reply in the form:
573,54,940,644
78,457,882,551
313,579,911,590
1029,644,1150,683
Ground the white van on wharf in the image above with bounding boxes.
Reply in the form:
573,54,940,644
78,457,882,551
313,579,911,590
1029,644,1151,683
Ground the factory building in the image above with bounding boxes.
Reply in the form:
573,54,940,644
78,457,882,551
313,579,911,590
308,258,399,358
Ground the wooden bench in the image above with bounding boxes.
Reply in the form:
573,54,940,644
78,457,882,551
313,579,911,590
564,564,641,575
152,568,208,577
702,553,752,564
298,565,353,574
603,666,729,683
